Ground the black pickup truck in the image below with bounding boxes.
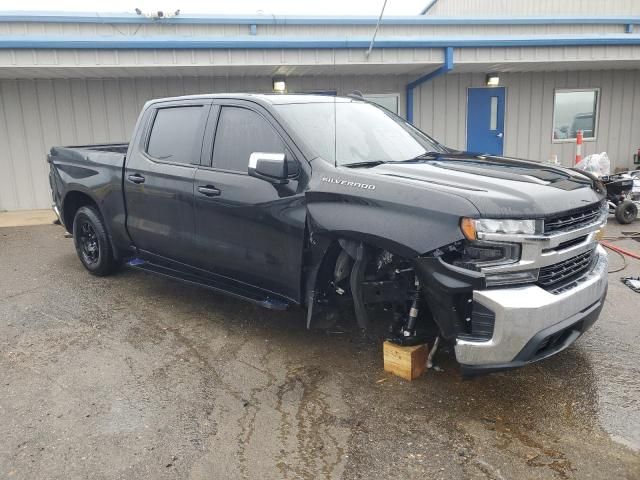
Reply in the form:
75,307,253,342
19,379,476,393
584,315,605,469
49,94,609,374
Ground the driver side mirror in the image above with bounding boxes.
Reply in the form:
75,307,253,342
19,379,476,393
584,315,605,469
248,152,298,184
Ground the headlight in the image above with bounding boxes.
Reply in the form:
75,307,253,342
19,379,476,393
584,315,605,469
450,240,537,286
461,217,538,239
452,240,521,270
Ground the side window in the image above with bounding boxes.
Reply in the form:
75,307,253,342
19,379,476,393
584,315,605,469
147,106,206,164
212,106,286,172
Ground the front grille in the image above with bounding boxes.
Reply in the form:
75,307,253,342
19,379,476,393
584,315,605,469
537,249,595,291
555,235,588,251
544,203,601,234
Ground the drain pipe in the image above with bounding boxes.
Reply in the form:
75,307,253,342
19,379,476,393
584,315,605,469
406,46,454,124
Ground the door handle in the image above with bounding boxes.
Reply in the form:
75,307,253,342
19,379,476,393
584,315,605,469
128,173,145,184
197,185,221,197
496,132,504,138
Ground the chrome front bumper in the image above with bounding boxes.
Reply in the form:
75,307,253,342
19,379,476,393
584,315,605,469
455,244,608,368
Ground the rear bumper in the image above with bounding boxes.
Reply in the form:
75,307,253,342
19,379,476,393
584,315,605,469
456,244,608,373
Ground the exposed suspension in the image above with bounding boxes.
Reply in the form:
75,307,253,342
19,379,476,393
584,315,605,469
386,274,429,346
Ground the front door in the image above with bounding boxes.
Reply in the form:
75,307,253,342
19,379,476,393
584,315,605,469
193,102,307,301
466,87,505,155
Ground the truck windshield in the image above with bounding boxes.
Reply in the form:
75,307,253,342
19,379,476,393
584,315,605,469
274,100,446,167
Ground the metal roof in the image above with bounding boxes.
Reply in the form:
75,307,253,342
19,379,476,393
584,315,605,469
2,34,640,50
0,11,638,26
1,10,639,81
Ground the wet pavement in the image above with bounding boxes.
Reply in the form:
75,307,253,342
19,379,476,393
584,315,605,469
1,221,639,479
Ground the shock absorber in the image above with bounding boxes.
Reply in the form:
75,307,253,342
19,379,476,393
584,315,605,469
403,276,421,337
386,275,427,346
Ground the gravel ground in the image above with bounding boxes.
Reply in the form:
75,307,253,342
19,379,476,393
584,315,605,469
1,220,639,480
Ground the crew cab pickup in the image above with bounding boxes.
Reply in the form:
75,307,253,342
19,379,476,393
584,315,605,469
48,94,609,374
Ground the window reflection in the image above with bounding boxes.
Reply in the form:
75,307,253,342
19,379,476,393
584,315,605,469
553,89,598,140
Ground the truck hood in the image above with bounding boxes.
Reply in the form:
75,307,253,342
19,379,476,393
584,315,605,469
362,152,604,217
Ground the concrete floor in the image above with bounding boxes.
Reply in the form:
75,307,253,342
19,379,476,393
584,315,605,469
1,221,639,480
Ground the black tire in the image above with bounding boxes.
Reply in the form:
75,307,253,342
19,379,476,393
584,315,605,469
72,206,119,276
614,200,638,224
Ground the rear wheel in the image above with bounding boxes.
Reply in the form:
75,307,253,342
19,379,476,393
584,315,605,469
614,200,638,224
72,206,119,276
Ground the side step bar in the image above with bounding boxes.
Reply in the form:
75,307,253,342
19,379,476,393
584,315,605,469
127,258,290,310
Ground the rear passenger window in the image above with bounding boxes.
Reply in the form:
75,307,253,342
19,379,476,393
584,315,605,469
212,107,285,172
147,106,205,164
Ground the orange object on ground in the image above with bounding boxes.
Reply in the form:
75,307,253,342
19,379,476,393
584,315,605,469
601,241,640,260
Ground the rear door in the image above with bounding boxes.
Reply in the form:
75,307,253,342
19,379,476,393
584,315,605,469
124,100,211,263
192,101,307,301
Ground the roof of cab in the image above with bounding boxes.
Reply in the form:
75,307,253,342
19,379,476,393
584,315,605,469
147,93,359,106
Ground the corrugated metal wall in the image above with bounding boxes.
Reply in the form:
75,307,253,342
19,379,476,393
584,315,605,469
1,69,639,210
0,75,407,210
428,0,640,16
414,70,640,169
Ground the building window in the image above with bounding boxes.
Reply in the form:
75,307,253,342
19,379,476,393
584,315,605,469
552,89,599,142
364,94,400,114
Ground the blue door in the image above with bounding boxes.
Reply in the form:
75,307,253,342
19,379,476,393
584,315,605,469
466,87,505,155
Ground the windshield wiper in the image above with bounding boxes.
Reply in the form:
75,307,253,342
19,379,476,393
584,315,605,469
342,152,445,168
392,151,444,163
342,160,387,168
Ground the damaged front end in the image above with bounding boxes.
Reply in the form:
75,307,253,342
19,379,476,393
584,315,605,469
418,207,608,374
412,233,540,344
305,235,417,333
304,203,608,375
413,245,486,343
304,229,486,349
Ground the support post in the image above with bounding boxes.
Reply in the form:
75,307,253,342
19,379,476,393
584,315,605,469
405,85,415,124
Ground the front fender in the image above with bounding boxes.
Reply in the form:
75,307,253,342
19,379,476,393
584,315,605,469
305,159,479,256
305,191,476,257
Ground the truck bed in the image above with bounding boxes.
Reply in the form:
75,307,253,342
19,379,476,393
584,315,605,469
48,142,130,247
50,143,129,156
